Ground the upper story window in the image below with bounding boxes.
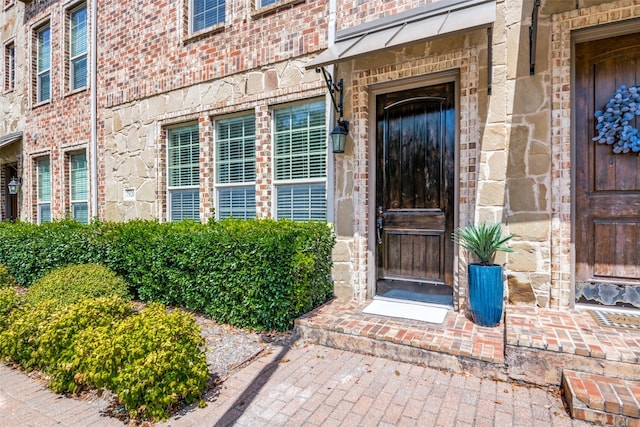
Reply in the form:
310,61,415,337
4,41,14,92
37,157,51,224
273,100,327,221
191,0,225,33
36,24,51,103
167,124,200,221
215,115,256,220
70,152,89,224
69,3,88,90
258,0,277,7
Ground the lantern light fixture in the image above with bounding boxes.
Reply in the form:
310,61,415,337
317,67,349,153
7,177,20,195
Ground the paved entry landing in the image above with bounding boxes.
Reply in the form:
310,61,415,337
295,298,505,380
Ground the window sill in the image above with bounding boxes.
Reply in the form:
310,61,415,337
65,86,88,98
3,88,15,95
251,0,305,19
33,99,51,109
184,22,225,44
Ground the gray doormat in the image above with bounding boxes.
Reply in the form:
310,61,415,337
590,310,640,330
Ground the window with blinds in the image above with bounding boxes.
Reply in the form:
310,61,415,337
273,101,327,221
192,0,225,33
37,25,51,102
4,41,14,92
215,115,256,219
37,158,51,224
168,124,200,221
70,152,88,224
69,4,88,90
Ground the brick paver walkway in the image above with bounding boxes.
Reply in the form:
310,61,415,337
1,342,589,426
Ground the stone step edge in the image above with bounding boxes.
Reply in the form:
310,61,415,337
563,369,640,424
294,323,508,382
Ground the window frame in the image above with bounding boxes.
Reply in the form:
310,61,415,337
190,0,225,34
69,152,89,224
36,157,51,224
214,113,257,220
68,2,88,91
166,123,200,222
272,99,328,221
4,40,15,92
35,23,51,104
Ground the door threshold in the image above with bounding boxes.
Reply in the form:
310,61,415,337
374,295,453,311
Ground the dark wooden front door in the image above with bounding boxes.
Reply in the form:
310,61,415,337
575,33,640,308
375,83,455,305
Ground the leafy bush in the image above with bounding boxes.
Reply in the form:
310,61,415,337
0,218,335,332
73,303,208,421
0,286,22,329
0,263,16,287
0,220,101,286
25,263,131,307
0,298,208,422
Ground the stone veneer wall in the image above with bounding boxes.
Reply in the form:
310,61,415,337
548,0,640,308
102,61,326,222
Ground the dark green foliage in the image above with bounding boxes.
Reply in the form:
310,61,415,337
25,263,131,307
0,220,101,286
0,218,335,332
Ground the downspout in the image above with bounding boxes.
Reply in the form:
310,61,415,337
326,0,337,223
90,0,98,219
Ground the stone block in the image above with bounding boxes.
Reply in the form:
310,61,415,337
541,0,575,15
508,213,550,241
336,198,354,237
508,242,538,272
507,273,537,305
478,181,506,206
513,75,547,115
246,72,264,95
264,70,278,92
528,153,550,175
332,239,352,263
507,177,537,211
528,113,550,143
481,124,507,150
486,151,507,181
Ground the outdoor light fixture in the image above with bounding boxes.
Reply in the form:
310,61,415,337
317,67,349,153
7,177,20,195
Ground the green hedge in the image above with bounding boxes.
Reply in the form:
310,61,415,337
0,218,335,331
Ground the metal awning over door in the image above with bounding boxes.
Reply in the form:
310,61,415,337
306,0,496,69
0,132,22,149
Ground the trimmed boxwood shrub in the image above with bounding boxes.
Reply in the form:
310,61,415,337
25,263,131,307
0,218,335,331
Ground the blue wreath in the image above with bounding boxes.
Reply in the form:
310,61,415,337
593,84,640,154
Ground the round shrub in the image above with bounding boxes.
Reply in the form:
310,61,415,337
78,303,209,421
26,263,131,306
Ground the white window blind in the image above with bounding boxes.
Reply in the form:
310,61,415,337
37,26,51,102
37,158,51,223
273,101,327,221
168,125,200,221
215,115,256,219
192,0,225,33
70,152,88,224
5,42,15,91
70,5,88,90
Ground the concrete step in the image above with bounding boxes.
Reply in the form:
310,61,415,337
563,369,640,426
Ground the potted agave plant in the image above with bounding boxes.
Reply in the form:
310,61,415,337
452,222,514,327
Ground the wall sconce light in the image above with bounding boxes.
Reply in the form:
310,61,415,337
317,67,349,153
7,177,21,195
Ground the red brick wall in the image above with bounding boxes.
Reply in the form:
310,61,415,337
22,1,92,220
337,0,437,32
97,0,328,109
